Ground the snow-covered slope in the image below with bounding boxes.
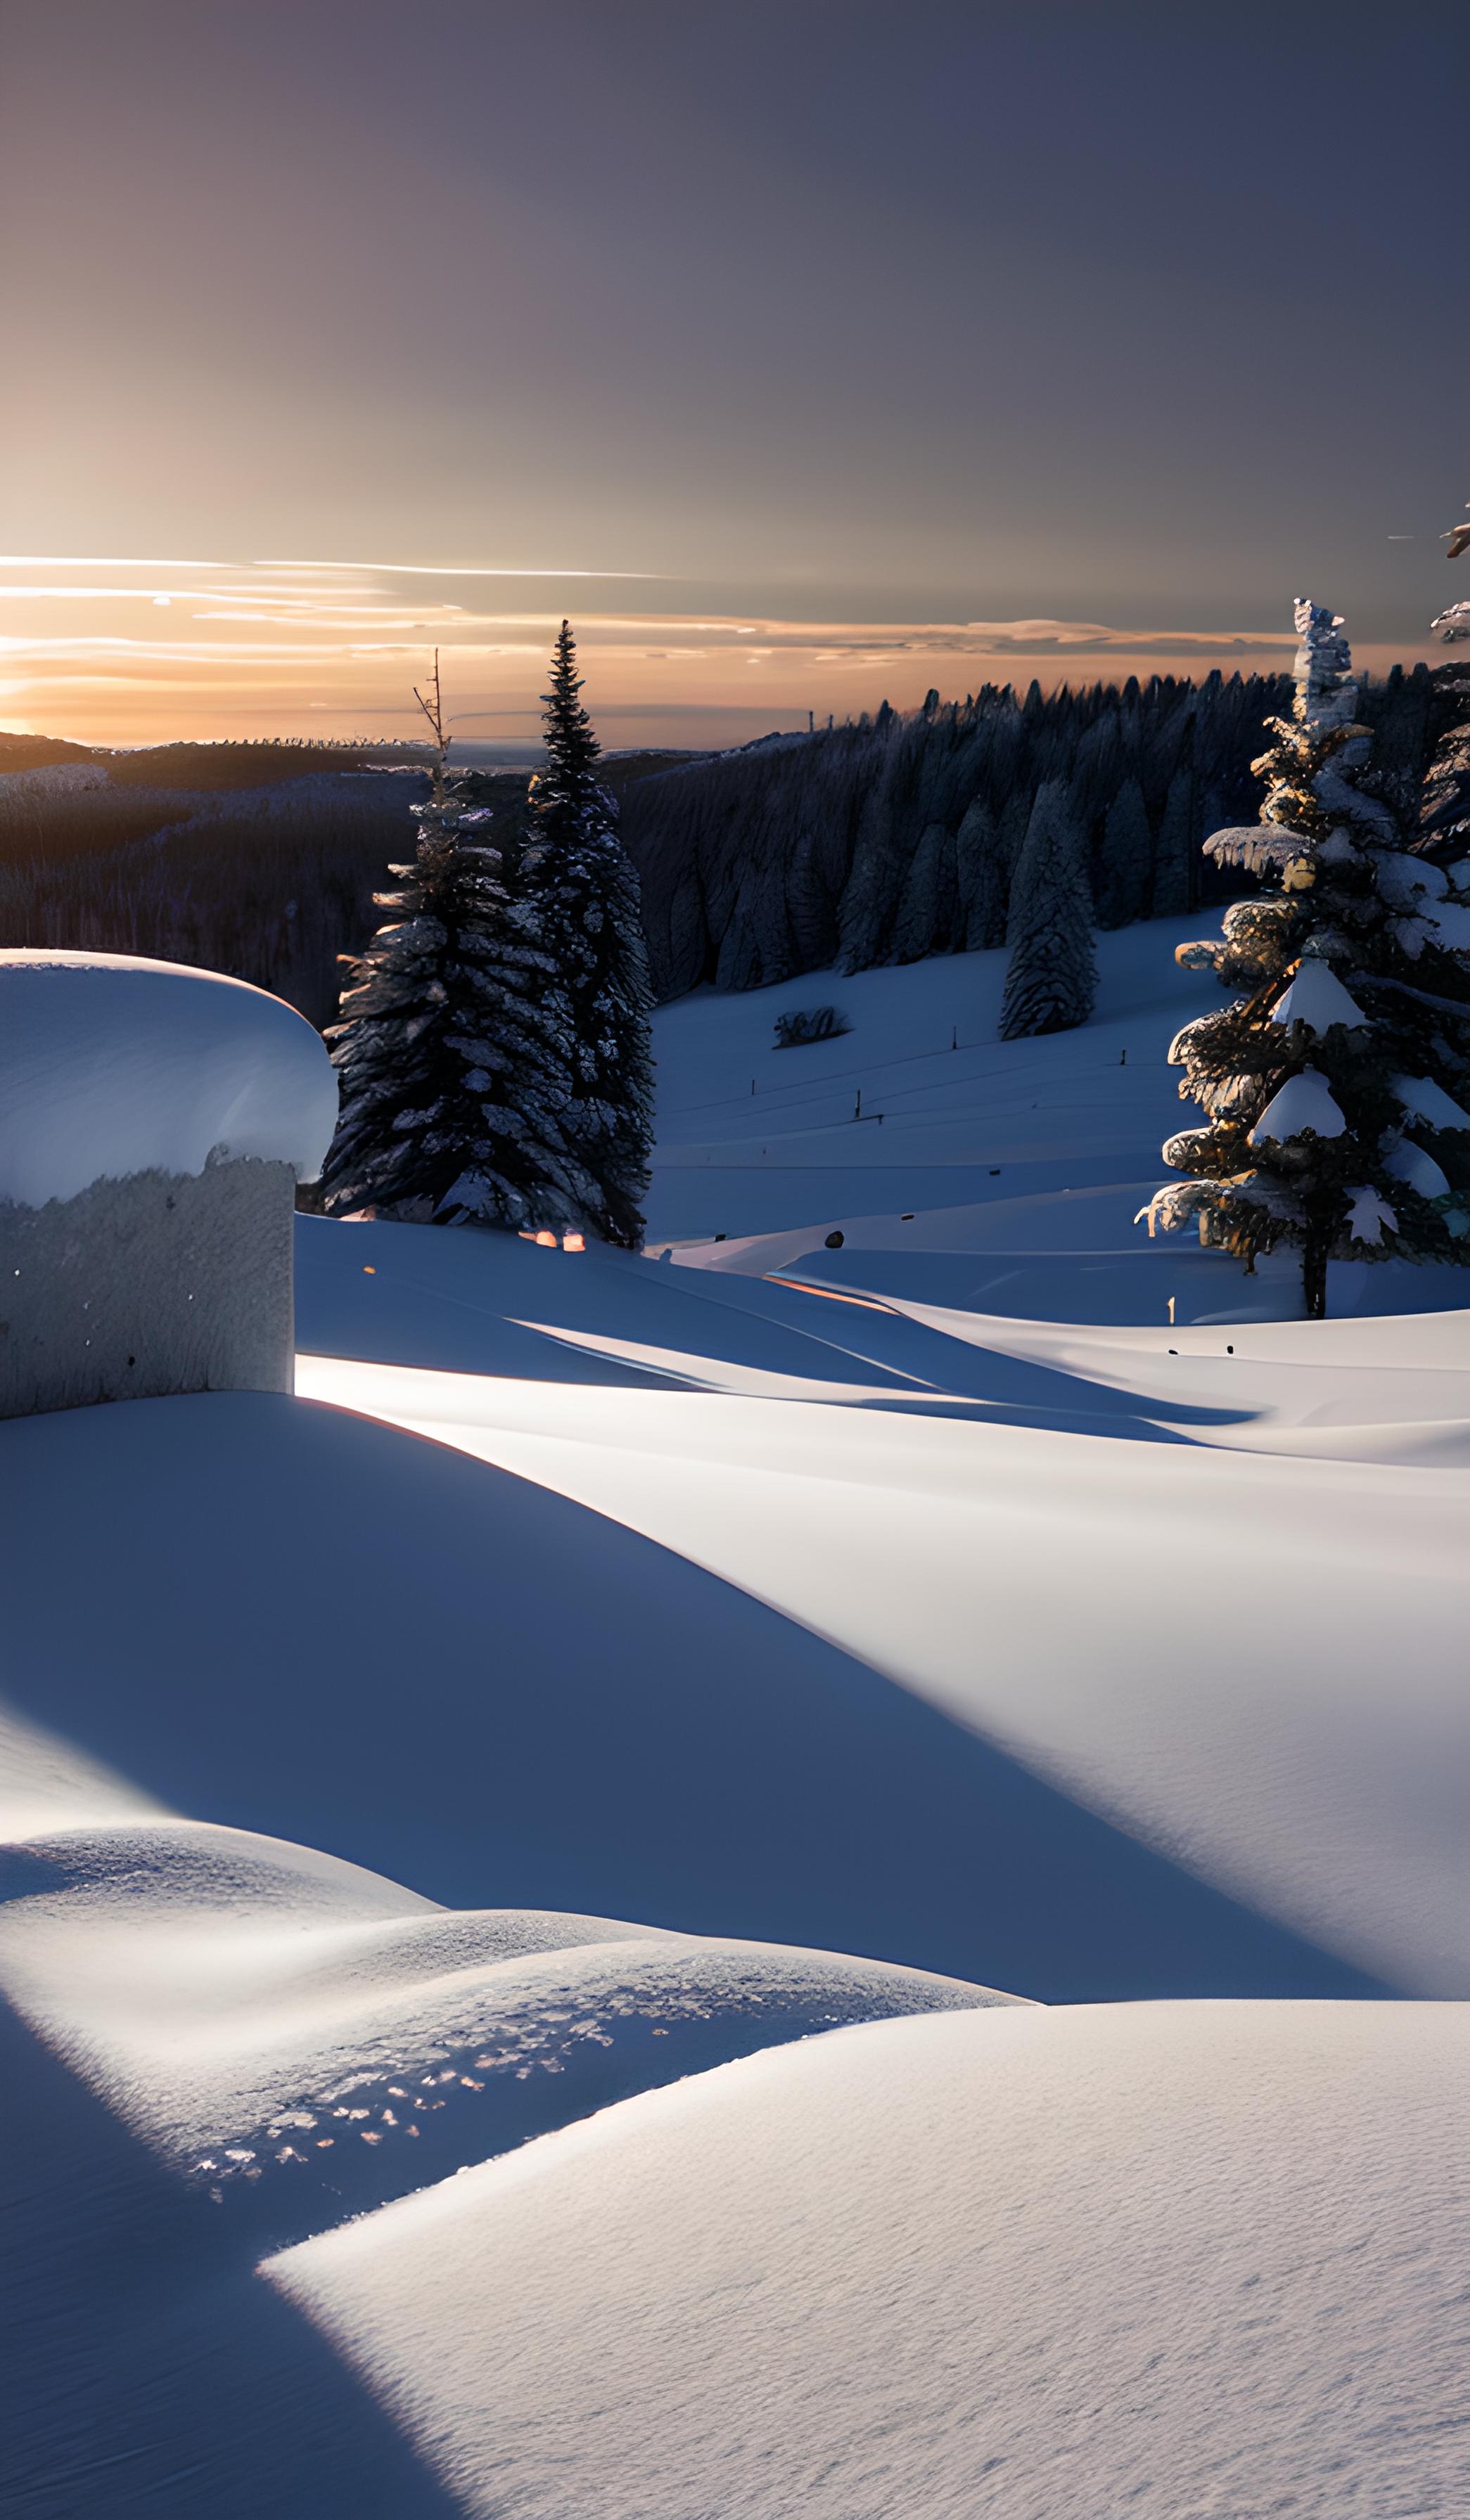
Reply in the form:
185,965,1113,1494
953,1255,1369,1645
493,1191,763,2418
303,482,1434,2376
647,913,1470,1323
271,2000,1470,2520
3,911,1466,2514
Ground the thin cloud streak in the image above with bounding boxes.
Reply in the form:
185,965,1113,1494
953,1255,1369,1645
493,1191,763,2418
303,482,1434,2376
0,552,1429,746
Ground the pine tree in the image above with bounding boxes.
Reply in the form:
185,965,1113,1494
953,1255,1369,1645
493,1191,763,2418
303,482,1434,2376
1141,600,1470,1317
998,779,1098,1039
522,622,655,1247
319,779,587,1230
955,793,1003,948
1097,776,1153,930
1151,761,1196,916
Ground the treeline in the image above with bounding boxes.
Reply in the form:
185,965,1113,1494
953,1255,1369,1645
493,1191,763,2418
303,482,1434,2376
0,772,432,1027
2,674,1458,1025
619,666,1452,999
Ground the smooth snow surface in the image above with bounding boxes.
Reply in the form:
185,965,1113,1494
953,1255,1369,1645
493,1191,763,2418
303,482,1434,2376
5,912,1467,2514
271,2000,1470,2520
0,949,337,1203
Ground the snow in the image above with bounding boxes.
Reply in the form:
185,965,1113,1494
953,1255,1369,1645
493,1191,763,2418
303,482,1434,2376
1248,1065,1346,1144
1267,956,1367,1031
0,949,337,1204
1392,1070,1470,1129
296,1329,1470,1999
4,911,1469,2511
1384,1136,1452,1200
268,2000,1470,2520
0,1805,1009,2239
1346,1183,1398,1244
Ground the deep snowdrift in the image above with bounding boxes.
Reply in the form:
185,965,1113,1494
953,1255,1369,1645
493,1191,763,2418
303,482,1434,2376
4,911,1466,2515
270,1999,1470,2520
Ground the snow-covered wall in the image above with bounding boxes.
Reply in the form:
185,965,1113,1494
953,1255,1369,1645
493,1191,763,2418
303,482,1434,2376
1,952,337,1418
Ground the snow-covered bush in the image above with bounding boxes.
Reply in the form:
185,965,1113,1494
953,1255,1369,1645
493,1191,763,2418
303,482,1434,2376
773,1005,850,1049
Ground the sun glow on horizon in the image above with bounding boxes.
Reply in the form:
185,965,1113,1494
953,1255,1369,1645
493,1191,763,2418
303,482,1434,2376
0,553,1430,750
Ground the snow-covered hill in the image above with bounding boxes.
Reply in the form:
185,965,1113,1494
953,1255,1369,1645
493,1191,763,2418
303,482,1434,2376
3,913,1466,2515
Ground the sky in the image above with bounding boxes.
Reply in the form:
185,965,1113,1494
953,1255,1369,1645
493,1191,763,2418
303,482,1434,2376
1,0,1466,750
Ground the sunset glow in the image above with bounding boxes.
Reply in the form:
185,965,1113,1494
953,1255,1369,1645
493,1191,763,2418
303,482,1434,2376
0,552,1426,750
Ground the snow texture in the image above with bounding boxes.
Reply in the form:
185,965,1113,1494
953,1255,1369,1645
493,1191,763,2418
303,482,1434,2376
1292,595,1358,727
1247,1066,1346,1145
269,2000,1470,2520
1203,819,1312,872
1391,1072,1470,1131
1384,1136,1452,1201
4,911,1469,2513
1346,1184,1398,1245
1267,958,1367,1032
0,950,336,1205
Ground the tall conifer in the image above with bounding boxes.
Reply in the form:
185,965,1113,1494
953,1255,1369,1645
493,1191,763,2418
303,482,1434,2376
319,780,587,1230
1142,600,1470,1316
523,622,655,1247
998,780,1098,1039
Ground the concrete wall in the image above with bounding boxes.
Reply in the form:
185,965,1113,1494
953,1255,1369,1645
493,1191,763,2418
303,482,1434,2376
0,1156,298,1421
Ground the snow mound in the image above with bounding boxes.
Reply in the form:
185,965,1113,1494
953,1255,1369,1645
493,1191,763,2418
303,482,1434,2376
0,1813,1010,2250
0,950,338,1205
269,1998,1470,2520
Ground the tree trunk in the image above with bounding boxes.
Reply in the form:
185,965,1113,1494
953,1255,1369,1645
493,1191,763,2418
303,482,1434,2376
1302,1231,1329,1321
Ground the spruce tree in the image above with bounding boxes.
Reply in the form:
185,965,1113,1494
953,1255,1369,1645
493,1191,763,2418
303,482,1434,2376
956,793,1005,949
998,779,1098,1039
522,621,655,1248
1141,600,1470,1317
1151,761,1196,916
319,780,589,1230
1097,776,1153,930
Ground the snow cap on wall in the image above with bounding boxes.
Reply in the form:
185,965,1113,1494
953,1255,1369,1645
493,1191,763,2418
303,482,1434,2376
0,951,338,1208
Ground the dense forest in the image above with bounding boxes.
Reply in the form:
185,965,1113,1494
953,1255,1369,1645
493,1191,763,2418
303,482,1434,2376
616,666,1458,999
1,667,1462,1026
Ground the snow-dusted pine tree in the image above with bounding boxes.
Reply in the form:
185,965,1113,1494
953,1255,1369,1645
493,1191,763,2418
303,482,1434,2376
1141,599,1470,1316
318,777,589,1231
521,622,654,1248
998,778,1098,1039
1097,776,1153,930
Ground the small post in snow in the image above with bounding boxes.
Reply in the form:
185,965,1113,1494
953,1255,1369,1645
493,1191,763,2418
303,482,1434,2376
854,1088,862,1121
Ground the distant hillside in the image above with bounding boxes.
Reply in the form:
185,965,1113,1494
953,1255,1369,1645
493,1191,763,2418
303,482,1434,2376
0,732,99,773
618,667,1459,999
4,673,1465,1025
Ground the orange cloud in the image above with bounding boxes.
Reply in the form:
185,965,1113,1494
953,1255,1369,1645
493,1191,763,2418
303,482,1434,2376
0,558,1433,749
